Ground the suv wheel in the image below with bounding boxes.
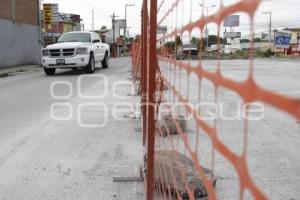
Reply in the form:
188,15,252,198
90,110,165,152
44,68,56,75
86,55,95,74
101,52,109,69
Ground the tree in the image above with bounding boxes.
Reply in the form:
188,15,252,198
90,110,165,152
173,36,182,54
190,37,202,50
189,35,226,51
164,41,174,48
240,39,250,43
175,36,182,47
208,35,218,45
208,35,226,46
190,37,200,46
254,37,262,42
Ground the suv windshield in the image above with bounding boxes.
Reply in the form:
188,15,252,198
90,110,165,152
57,33,91,43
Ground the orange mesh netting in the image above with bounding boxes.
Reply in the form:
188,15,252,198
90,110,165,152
133,0,300,199
131,38,142,83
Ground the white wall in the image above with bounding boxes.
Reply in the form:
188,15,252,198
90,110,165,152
0,18,41,68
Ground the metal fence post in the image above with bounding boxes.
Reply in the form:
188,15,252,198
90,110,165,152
141,0,148,146
11,0,16,23
146,0,157,199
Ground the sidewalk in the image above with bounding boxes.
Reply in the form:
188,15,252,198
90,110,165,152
0,65,40,78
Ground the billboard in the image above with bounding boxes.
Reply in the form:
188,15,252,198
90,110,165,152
224,32,241,38
70,14,81,23
274,31,291,49
59,13,81,23
115,19,126,29
43,4,59,24
51,4,59,23
224,15,240,27
157,26,167,34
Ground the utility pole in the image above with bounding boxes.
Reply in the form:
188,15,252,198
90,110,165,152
91,9,94,31
11,0,16,22
262,11,272,49
124,3,135,55
38,0,42,47
199,3,216,50
111,13,119,57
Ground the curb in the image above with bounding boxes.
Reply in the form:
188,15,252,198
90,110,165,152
0,65,41,78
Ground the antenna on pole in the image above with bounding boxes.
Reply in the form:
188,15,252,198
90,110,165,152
92,9,94,31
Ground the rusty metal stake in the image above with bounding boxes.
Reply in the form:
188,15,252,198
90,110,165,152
113,177,144,182
146,0,157,199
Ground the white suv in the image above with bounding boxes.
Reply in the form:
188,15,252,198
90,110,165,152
42,31,110,75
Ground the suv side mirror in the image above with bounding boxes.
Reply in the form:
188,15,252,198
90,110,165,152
93,39,100,43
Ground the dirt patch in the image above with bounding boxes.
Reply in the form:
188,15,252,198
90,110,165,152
0,72,14,78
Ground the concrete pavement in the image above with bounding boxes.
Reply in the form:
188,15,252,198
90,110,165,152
171,59,300,200
1,58,300,200
0,57,144,200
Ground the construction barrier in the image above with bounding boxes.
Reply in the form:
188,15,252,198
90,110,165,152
130,0,300,199
131,37,142,83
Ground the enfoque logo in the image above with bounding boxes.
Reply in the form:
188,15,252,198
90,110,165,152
50,74,136,128
50,74,265,128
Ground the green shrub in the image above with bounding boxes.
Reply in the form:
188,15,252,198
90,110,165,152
256,49,274,58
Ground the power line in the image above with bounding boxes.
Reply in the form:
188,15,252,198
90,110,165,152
80,0,110,18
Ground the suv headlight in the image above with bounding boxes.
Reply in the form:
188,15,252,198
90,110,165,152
76,47,88,55
42,49,49,56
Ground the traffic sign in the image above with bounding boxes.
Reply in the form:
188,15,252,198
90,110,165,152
157,26,167,34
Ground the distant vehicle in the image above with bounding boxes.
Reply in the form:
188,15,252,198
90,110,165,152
41,31,110,75
177,44,198,59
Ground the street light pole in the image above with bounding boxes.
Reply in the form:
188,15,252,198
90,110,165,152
124,3,135,55
199,3,216,50
262,11,272,50
91,9,94,31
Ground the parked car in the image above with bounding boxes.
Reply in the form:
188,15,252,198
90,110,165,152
177,44,198,60
41,31,110,75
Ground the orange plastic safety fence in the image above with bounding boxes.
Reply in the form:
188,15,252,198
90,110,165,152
136,0,300,199
131,38,142,91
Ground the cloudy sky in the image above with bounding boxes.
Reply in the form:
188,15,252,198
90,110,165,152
42,0,300,38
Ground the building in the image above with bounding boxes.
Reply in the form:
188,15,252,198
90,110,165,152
178,44,198,59
259,32,275,51
42,12,82,46
284,28,300,55
42,13,81,34
97,27,125,57
0,0,41,68
284,28,300,44
240,42,270,51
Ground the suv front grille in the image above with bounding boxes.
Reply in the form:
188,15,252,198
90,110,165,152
49,49,75,57
49,49,60,57
63,49,75,56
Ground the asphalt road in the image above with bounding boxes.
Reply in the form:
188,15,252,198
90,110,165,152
0,57,144,200
0,58,299,200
